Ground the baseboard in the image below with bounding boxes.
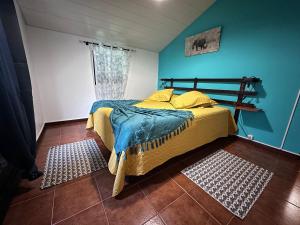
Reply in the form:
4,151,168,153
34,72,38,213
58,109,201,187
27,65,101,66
45,118,88,127
36,118,88,144
36,123,45,141
236,135,300,157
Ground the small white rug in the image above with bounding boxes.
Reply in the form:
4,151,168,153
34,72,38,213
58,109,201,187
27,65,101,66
181,150,273,219
41,139,107,189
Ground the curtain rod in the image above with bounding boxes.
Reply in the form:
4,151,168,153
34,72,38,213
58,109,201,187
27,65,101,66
80,40,136,52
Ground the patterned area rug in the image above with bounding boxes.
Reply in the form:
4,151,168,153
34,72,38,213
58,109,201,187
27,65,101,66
41,139,107,189
181,150,273,219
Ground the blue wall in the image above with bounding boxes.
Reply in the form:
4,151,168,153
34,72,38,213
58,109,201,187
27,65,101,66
158,0,300,154
283,94,300,152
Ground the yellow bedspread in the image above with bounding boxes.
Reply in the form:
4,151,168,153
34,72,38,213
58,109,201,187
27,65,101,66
86,100,237,196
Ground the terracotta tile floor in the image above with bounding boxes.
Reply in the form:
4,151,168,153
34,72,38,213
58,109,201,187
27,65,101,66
3,120,300,225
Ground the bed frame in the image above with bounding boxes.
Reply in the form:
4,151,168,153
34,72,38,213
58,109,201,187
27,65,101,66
160,76,261,123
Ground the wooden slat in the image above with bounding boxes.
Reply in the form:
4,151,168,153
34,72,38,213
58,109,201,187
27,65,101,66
212,99,237,106
212,99,255,107
214,100,259,112
166,86,257,96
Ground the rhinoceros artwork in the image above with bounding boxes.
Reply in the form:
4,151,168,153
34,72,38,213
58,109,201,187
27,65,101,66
185,27,221,56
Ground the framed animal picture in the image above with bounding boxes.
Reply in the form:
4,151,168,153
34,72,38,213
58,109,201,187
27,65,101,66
185,27,221,56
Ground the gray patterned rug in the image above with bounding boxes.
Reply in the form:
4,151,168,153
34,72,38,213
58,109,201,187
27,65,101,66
41,139,107,189
181,150,273,219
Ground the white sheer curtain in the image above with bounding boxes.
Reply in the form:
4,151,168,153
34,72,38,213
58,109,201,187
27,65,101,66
91,45,131,100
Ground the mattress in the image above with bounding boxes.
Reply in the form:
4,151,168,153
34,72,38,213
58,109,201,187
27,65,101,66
86,100,237,196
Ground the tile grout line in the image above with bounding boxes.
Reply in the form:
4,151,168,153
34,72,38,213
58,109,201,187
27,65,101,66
156,174,189,214
253,206,283,225
138,184,168,225
92,176,110,225
10,190,54,208
157,191,185,214
12,167,99,210
138,178,184,225
50,189,56,225
157,192,186,225
52,201,101,225
225,216,235,225
265,178,300,209
158,214,167,225
283,199,300,209
170,176,223,225
140,172,196,225
183,191,223,225
138,184,159,214
99,171,164,203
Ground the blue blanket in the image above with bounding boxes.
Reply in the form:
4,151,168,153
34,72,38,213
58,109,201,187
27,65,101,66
90,100,194,159
90,100,140,114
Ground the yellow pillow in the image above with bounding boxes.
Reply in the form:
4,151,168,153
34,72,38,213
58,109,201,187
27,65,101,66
170,94,179,102
147,89,174,102
210,99,218,106
170,91,215,109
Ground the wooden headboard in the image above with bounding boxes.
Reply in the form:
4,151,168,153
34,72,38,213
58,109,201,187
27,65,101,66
160,76,261,123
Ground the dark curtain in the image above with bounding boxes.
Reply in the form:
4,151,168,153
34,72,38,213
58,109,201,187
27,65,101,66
0,0,40,180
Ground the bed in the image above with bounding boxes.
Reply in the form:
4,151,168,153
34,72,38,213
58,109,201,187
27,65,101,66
86,77,260,196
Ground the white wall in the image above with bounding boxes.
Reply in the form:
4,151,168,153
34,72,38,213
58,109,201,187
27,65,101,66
26,26,158,123
26,26,96,122
14,1,45,139
125,49,158,99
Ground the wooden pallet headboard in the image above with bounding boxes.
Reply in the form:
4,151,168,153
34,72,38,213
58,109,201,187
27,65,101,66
160,76,261,123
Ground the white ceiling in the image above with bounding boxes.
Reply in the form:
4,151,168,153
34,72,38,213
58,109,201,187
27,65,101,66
17,0,215,52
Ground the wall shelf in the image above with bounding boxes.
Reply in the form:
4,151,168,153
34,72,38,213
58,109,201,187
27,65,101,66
235,106,261,112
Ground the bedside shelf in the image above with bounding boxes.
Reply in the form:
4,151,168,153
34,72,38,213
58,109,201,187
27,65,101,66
235,106,261,112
